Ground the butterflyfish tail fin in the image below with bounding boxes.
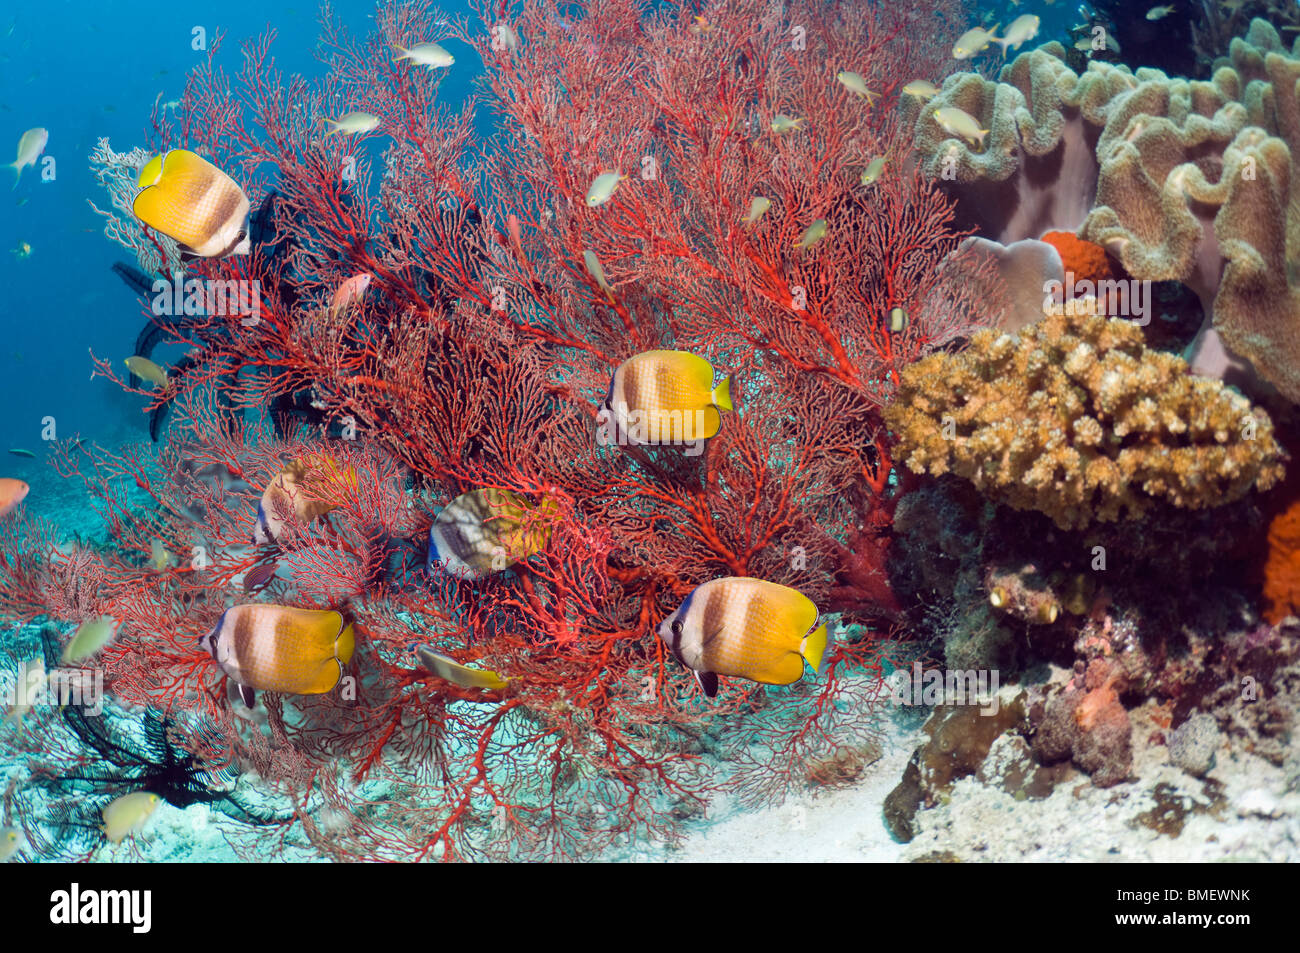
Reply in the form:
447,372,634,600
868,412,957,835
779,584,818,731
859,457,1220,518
801,623,831,674
712,375,733,412
336,622,356,666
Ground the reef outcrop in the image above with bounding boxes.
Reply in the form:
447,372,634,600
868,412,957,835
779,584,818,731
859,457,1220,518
884,307,1284,530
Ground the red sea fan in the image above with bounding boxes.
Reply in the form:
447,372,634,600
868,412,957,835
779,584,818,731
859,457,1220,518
1,0,993,860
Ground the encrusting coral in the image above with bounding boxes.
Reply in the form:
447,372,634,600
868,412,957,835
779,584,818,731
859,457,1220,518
909,19,1300,403
884,306,1285,530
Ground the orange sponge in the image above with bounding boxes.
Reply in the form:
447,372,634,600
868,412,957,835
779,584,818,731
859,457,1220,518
1040,230,1119,286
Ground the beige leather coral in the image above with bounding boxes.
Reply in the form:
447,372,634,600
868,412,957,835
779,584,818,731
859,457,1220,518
911,19,1300,403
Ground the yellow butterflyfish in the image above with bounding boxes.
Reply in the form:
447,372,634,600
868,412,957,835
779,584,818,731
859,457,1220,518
200,604,356,707
658,577,831,697
254,454,358,544
595,350,733,449
428,487,559,579
133,150,251,259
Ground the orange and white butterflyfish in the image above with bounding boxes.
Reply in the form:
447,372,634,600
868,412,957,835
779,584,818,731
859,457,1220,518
595,350,733,447
254,454,358,544
416,645,511,691
0,477,29,517
132,149,251,259
657,577,832,698
201,605,356,707
428,487,559,579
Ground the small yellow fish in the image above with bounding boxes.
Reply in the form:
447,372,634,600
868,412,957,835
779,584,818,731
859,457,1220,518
836,71,876,102
7,127,47,188
995,14,1039,55
687,15,711,36
952,24,999,59
860,156,886,186
392,41,454,69
1081,29,1121,54
149,538,170,571
11,241,30,259
794,218,828,250
743,196,771,225
770,114,805,134
3,656,44,725
321,112,381,137
583,249,613,297
890,306,907,332
658,577,831,697
417,646,511,691
933,106,990,148
125,355,168,388
102,792,160,844
585,170,627,207
63,616,118,664
1146,5,1175,19
902,80,939,99
428,488,558,578
201,605,356,707
0,826,22,862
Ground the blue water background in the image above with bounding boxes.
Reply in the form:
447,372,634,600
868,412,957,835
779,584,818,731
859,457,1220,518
0,0,488,473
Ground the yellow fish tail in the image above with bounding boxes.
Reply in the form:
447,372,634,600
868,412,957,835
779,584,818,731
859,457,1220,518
801,623,831,674
337,622,356,666
711,375,733,412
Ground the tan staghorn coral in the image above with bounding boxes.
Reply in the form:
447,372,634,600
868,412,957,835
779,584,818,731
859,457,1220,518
884,306,1285,530
910,20,1300,403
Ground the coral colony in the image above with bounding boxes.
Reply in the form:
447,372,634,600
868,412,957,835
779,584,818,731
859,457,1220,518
1,0,1299,862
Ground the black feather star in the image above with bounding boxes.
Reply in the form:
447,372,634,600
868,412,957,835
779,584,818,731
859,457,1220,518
8,626,294,858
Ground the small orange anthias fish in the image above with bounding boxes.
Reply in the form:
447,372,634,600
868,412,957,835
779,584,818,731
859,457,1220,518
330,271,372,315
0,477,30,517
